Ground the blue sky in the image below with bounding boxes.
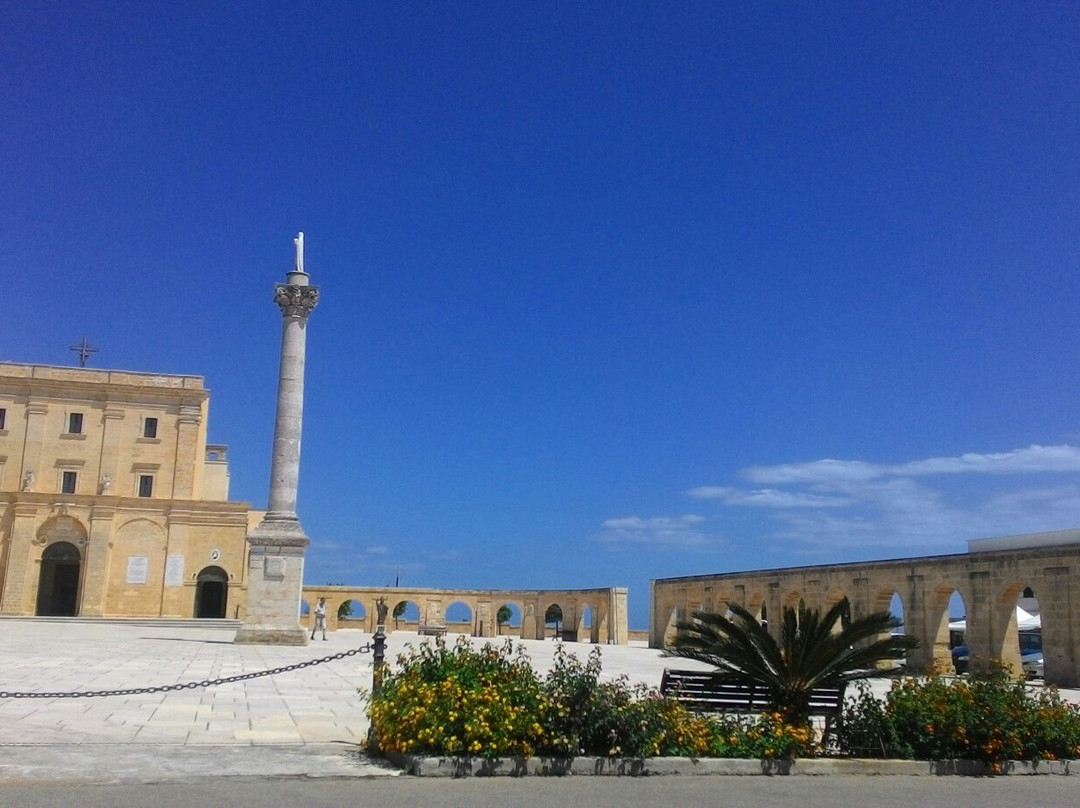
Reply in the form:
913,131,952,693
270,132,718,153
4,3,1080,628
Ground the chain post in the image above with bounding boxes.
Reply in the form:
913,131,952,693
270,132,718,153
372,622,387,695
368,622,388,754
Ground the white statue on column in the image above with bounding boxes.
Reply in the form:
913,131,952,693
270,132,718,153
293,232,305,274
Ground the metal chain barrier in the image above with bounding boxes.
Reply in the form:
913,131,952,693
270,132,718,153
0,642,373,700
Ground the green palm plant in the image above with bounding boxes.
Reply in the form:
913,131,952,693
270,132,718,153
670,598,918,723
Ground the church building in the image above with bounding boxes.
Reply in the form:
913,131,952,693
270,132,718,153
0,362,256,619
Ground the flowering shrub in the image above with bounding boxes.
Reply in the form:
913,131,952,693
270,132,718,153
367,636,816,759
837,664,1080,766
368,636,548,757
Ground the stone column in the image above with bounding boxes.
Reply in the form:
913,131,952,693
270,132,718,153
78,506,116,616
170,404,203,499
1042,565,1078,687
0,503,40,614
235,235,320,646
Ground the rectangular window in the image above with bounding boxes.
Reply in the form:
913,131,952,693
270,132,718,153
143,417,158,439
0,407,6,429
68,412,83,434
138,474,154,498
61,471,77,494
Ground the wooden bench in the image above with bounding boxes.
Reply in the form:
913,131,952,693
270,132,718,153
660,668,845,743
417,623,447,637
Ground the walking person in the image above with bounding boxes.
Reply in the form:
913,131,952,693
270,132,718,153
312,596,328,641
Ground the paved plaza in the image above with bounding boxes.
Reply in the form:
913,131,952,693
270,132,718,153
1,618,1075,787
0,619,710,784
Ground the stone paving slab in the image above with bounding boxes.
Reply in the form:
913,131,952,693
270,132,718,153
0,744,398,785
1,620,1076,784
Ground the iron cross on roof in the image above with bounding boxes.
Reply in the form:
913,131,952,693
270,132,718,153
69,337,98,367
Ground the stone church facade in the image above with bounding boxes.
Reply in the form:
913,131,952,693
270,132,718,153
0,362,256,619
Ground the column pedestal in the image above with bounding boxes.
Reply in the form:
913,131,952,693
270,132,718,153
234,518,309,645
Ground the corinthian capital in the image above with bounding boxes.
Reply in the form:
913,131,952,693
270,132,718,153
274,284,320,318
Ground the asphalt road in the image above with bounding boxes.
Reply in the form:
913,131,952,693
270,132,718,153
1,775,1077,808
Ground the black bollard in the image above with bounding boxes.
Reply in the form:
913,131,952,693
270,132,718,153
372,623,387,696
368,623,387,754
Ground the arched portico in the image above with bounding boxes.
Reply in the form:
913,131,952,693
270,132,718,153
299,585,629,644
650,539,1080,687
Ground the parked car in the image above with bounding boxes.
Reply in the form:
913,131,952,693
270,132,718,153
952,644,969,675
1021,650,1044,679
1019,630,1043,679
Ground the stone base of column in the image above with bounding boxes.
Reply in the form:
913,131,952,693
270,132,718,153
234,516,310,646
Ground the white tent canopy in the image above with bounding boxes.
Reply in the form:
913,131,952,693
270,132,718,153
949,605,1040,634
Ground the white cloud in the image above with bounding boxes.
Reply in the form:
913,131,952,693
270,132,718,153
743,459,882,484
744,445,1080,485
692,444,1080,556
687,486,854,508
595,514,713,547
898,445,1080,476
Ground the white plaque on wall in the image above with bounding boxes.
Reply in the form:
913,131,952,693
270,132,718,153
164,554,184,587
126,556,149,585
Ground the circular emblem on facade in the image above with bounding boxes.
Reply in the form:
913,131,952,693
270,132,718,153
210,548,221,561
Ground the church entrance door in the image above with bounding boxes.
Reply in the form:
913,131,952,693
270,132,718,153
36,541,82,616
195,566,228,618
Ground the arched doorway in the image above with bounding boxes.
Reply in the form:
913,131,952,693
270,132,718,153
37,541,82,616
194,566,229,618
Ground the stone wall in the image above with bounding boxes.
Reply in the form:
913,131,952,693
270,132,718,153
650,542,1080,686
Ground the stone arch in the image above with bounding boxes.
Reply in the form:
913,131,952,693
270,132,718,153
887,591,905,624
579,604,594,643
869,590,908,670
992,580,1039,678
932,585,967,675
445,600,473,634
495,601,522,637
824,586,848,610
752,599,767,626
544,601,566,639
337,598,366,624
822,586,850,634
36,540,82,616
745,590,767,624
36,514,88,546
390,599,420,632
194,565,228,618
